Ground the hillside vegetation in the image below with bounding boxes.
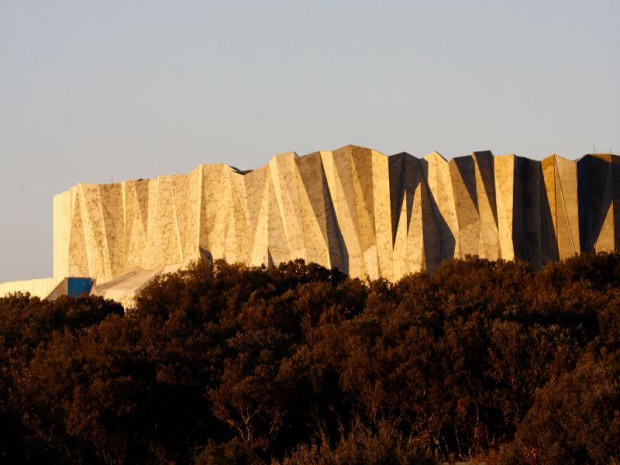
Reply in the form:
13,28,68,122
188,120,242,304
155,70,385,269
1,255,619,465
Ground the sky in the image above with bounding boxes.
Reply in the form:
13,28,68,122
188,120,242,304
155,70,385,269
1,0,619,281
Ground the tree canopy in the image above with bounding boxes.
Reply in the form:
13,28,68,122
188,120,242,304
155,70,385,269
0,254,619,464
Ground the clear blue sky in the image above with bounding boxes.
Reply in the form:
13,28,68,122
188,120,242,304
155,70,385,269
1,0,619,281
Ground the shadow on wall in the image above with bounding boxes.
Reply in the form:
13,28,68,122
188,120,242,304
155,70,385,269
578,155,620,253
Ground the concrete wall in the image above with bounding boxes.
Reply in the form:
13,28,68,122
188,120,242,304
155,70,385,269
0,277,64,299
48,146,619,285
3,146,619,304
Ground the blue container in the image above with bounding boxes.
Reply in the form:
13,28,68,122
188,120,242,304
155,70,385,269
67,277,93,298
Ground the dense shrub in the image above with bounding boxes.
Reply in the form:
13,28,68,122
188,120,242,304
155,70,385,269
0,255,618,464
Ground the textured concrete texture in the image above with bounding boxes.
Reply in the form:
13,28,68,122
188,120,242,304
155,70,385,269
2,146,619,304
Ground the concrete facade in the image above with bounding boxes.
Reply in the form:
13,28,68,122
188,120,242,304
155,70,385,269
2,146,619,305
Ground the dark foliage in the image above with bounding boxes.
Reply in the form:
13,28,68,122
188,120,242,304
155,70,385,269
0,255,619,464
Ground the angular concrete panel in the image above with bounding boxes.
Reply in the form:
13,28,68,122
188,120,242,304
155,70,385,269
4,145,620,304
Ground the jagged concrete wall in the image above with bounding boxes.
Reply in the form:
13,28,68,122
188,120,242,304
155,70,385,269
52,146,620,285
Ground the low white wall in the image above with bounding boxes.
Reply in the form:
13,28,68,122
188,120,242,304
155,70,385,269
0,277,64,299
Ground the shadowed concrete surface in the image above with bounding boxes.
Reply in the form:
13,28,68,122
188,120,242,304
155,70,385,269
1,146,618,305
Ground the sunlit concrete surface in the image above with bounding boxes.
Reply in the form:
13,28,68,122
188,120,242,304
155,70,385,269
1,146,618,305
